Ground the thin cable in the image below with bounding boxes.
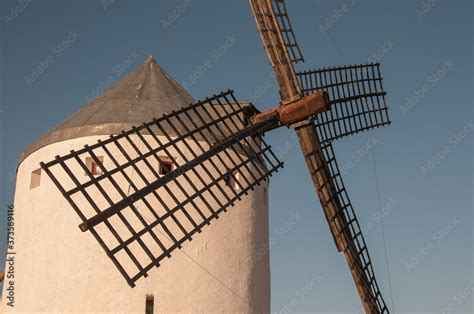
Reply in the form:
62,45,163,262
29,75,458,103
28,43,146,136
371,147,395,312
141,213,263,313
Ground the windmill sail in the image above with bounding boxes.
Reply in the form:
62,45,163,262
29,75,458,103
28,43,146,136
41,91,283,287
249,0,302,100
297,63,391,142
270,0,305,64
320,141,389,313
297,121,389,313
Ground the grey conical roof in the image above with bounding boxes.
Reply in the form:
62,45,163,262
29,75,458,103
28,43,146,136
20,56,196,163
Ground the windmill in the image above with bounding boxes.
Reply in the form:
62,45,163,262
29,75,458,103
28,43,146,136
5,1,391,313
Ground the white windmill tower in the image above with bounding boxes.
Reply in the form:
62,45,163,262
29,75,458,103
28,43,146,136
1,56,271,313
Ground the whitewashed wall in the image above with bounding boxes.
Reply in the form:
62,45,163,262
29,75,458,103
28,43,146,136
1,134,270,313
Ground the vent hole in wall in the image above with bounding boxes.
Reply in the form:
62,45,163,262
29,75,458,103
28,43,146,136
85,156,104,176
158,156,175,175
224,172,241,191
30,168,41,189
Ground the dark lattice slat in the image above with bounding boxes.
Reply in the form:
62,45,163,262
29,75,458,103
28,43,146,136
312,139,389,313
297,63,391,142
40,91,283,287
271,0,304,64
252,0,304,65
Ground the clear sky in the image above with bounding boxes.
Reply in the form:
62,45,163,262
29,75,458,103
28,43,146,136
0,0,472,313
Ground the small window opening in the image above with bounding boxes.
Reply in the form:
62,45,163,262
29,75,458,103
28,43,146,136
159,157,175,175
145,295,154,314
85,156,104,176
224,172,241,191
30,168,41,189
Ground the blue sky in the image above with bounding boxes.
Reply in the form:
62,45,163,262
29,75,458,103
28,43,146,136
0,0,472,312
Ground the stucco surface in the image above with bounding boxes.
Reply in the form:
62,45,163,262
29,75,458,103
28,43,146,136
1,135,270,313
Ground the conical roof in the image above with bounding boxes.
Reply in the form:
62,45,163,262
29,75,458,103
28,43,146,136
20,56,196,164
